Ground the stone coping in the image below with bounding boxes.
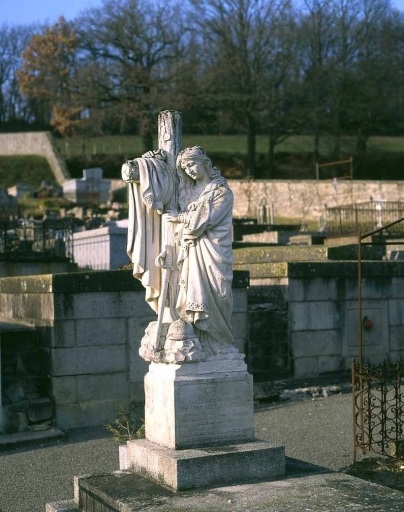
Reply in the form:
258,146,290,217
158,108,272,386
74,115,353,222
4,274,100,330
233,260,404,279
72,226,127,239
0,317,36,331
234,246,329,264
233,244,384,265
0,269,250,293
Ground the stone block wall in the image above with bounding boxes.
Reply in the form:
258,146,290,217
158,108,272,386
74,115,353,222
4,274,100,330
0,270,250,430
112,178,404,224
241,260,404,383
227,179,404,223
247,278,290,382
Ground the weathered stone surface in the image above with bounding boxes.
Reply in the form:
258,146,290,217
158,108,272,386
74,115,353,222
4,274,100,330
64,463,404,512
27,398,54,423
54,291,151,320
0,427,65,451
55,399,126,429
144,361,254,449
50,345,126,376
51,376,77,404
46,500,78,512
126,439,285,490
77,373,128,401
75,318,126,346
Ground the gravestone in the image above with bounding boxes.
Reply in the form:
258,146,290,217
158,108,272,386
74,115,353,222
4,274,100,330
119,110,285,490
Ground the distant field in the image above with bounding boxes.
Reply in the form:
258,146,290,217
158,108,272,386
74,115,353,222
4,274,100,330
0,135,402,190
54,134,404,157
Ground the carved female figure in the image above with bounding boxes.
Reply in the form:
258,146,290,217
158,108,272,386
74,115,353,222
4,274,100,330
167,146,237,357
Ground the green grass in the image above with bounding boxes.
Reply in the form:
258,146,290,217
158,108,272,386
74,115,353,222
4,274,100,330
0,155,55,189
54,134,404,158
1,135,403,190
54,134,315,156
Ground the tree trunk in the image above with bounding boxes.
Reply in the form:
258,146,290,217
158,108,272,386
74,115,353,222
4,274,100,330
246,113,256,178
313,132,320,163
140,115,154,154
356,128,368,155
266,135,276,179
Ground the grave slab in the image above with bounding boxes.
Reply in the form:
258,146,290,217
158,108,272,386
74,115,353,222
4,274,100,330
49,459,404,512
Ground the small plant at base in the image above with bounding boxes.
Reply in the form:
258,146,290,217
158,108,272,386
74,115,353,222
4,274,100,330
104,405,145,443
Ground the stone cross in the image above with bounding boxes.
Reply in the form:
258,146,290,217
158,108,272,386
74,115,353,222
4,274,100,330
121,111,183,359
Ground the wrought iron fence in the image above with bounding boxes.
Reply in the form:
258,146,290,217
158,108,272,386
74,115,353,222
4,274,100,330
327,201,404,235
353,360,404,460
0,218,74,261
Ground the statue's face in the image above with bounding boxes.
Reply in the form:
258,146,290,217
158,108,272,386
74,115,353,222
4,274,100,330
182,159,207,181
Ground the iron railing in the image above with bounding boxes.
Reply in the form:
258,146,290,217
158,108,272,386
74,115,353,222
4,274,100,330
327,201,404,236
353,216,404,461
353,360,404,459
0,218,74,261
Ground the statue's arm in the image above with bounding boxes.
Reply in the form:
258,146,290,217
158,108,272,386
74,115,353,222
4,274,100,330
122,149,167,183
183,187,232,236
121,160,140,183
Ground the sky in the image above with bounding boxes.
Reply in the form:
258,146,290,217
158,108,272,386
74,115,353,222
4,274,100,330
1,0,404,26
0,0,104,26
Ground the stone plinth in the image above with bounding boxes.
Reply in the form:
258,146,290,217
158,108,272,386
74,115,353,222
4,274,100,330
144,357,254,449
125,438,285,491
120,357,285,491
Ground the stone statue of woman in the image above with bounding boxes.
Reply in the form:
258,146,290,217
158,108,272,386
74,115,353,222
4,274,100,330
166,146,237,357
122,127,238,363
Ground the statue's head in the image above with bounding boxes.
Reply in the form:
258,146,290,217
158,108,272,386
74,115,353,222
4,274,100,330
176,146,219,180
176,146,223,210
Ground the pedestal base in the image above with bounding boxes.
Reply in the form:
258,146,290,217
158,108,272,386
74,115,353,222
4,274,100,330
121,438,285,491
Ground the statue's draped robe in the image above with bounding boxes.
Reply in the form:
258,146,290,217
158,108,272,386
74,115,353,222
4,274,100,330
126,158,173,313
176,177,235,355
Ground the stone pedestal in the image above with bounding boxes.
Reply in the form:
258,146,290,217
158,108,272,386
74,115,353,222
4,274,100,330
145,357,254,449
120,356,285,490
125,438,285,491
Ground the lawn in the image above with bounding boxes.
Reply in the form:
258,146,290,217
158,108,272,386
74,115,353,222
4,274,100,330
54,134,404,158
0,134,403,189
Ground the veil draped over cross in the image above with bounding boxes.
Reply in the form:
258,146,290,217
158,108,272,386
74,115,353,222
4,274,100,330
126,157,174,313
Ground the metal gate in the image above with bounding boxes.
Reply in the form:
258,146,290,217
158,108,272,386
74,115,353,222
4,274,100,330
353,217,404,461
353,359,404,459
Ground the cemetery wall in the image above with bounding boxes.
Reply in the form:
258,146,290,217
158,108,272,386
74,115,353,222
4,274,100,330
0,270,249,430
113,178,404,222
1,128,401,222
227,179,404,223
2,261,404,431
0,261,77,278
244,261,404,382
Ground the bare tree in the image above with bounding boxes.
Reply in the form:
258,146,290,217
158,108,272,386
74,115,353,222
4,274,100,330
189,0,291,178
350,0,395,157
296,0,340,161
75,0,184,151
0,23,35,129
